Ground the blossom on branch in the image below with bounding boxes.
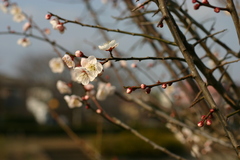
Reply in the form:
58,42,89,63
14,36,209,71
13,12,25,22
56,80,71,94
0,3,8,13
81,56,103,77
10,4,25,22
72,67,96,85
64,95,82,109
17,38,31,47
50,18,66,34
98,40,119,51
49,57,64,73
10,4,21,15
96,82,116,101
62,54,75,68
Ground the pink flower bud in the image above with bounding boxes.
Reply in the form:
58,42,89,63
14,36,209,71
75,50,84,57
96,109,102,114
45,14,52,20
126,88,133,94
210,109,215,113
131,63,137,68
197,121,204,127
162,83,167,89
82,95,89,101
202,0,209,4
214,7,220,13
140,84,147,89
206,119,212,125
192,0,197,3
201,115,206,120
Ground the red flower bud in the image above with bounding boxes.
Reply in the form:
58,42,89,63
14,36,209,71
214,7,220,13
194,4,201,10
210,109,215,113
145,87,151,94
206,119,212,125
201,115,206,120
197,121,204,127
126,88,133,94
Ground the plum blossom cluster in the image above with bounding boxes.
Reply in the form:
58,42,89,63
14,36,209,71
49,54,103,86
0,0,26,22
0,1,34,47
45,13,66,34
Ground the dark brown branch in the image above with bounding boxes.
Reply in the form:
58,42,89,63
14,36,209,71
49,12,177,46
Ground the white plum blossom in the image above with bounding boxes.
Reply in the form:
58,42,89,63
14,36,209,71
64,95,82,109
81,56,103,77
10,5,25,22
96,82,116,101
17,38,31,47
62,54,75,68
72,67,95,85
49,57,64,73
13,13,25,22
0,3,8,13
56,80,71,94
98,40,119,51
10,5,21,15
50,18,59,29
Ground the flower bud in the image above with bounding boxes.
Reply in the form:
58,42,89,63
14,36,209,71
140,84,147,89
206,119,212,125
75,50,84,57
192,0,197,3
210,109,215,113
197,121,204,127
131,63,137,68
202,0,209,4
45,14,52,20
126,88,133,94
145,87,151,94
201,115,206,120
162,83,167,89
214,7,220,13
194,4,201,10
96,109,102,114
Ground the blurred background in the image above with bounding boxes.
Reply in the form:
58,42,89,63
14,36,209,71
0,0,239,159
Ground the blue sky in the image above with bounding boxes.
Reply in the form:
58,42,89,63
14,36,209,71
0,0,239,83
